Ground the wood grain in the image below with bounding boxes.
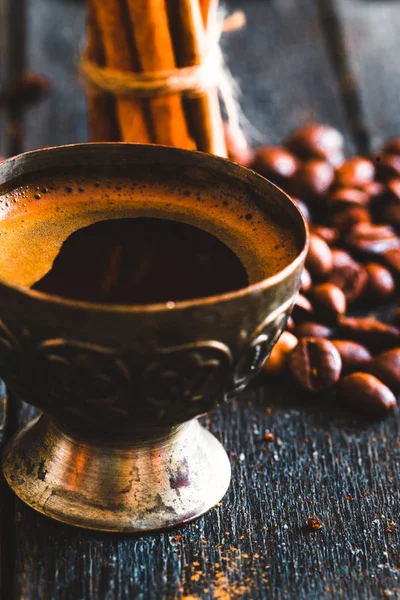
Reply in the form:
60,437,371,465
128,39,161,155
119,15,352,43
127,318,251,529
13,390,400,599
333,0,400,151
0,0,26,156
0,387,9,600
23,0,88,150
316,0,371,154
0,0,9,156
0,1,23,590
222,0,353,151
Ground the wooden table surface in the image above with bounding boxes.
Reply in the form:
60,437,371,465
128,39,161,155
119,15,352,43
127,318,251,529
1,0,400,598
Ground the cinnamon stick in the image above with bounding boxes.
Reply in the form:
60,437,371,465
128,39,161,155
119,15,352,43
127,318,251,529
169,0,227,156
86,0,119,141
91,0,150,142
125,0,195,149
199,0,216,28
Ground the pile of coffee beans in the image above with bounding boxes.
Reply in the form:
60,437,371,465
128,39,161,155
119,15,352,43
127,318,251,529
227,123,400,417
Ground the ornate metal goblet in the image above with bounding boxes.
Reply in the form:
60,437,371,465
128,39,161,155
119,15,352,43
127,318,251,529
0,144,307,532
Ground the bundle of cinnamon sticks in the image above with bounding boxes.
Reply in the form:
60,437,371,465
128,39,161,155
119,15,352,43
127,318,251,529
86,0,227,156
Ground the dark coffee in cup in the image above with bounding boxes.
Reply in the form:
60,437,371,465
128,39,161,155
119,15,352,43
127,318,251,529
0,165,300,304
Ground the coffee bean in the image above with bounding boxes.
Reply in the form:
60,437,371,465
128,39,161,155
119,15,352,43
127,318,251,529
306,233,333,279
310,283,347,323
364,263,395,299
361,180,386,200
224,124,254,167
374,152,400,181
328,187,370,207
327,151,345,169
294,322,333,339
338,372,396,416
328,262,367,304
363,348,400,394
337,316,400,351
381,202,400,227
300,268,312,293
310,226,338,245
383,137,400,155
335,157,375,188
251,146,299,184
263,331,298,375
331,249,355,269
288,159,334,202
292,294,314,322
285,123,344,164
332,340,372,373
329,206,371,233
0,72,51,108
286,316,295,331
292,198,311,223
382,248,400,276
287,337,342,393
385,178,400,201
345,222,400,257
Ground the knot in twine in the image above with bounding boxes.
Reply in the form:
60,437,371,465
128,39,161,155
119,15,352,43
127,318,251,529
80,10,247,146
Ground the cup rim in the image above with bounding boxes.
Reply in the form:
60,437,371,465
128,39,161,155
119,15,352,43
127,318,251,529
0,142,309,313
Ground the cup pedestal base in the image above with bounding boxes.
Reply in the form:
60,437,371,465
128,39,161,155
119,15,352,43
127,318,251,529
3,415,231,532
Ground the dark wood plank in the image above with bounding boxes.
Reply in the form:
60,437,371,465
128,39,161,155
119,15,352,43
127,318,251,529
0,0,9,155
0,0,27,156
0,0,26,596
14,390,400,599
3,0,27,156
333,0,400,151
316,0,371,153
23,0,87,151
223,0,353,150
0,385,9,600
12,0,400,598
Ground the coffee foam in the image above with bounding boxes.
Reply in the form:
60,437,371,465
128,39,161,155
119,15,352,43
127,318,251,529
0,170,299,290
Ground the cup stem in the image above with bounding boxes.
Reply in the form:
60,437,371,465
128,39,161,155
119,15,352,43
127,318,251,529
3,413,231,532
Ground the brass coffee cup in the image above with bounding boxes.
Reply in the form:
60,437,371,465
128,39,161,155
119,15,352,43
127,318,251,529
0,144,307,532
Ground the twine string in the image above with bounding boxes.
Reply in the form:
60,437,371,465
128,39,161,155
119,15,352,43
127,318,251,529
80,58,221,99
